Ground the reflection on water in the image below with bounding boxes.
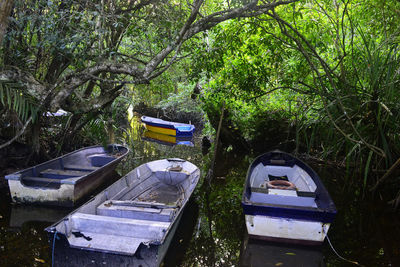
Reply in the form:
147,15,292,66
1,116,399,266
240,234,325,267
142,130,194,147
9,205,71,229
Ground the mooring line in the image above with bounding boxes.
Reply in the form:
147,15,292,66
51,230,58,267
326,234,364,266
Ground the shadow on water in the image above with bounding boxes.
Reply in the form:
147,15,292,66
1,117,400,266
240,233,325,267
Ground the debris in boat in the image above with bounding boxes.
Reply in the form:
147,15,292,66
168,165,183,172
72,231,92,241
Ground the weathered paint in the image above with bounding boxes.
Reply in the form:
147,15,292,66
8,180,74,206
245,214,330,244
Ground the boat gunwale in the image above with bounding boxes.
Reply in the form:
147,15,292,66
141,116,195,133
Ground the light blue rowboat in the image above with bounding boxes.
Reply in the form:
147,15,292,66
46,158,200,260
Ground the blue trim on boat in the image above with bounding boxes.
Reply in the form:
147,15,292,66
143,121,175,130
242,202,336,223
241,150,337,223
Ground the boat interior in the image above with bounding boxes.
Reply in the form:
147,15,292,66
8,146,126,188
50,159,199,255
248,163,318,208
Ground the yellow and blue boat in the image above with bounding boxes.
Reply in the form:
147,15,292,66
141,116,195,137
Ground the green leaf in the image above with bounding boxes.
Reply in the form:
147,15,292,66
364,150,373,188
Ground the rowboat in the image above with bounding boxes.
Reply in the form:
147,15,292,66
45,158,200,260
141,116,195,136
241,151,336,245
142,130,194,146
49,200,198,267
5,144,129,207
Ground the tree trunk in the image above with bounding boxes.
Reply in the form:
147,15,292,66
0,0,14,46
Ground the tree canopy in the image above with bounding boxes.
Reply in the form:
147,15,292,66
1,0,400,197
0,0,298,150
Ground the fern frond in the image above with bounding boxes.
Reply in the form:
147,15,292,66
0,80,40,122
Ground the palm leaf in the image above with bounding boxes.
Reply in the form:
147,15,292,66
0,80,40,122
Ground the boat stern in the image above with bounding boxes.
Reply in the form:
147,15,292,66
244,213,331,245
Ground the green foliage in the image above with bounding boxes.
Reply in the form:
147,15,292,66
0,81,40,123
156,82,201,113
79,94,131,146
192,0,400,192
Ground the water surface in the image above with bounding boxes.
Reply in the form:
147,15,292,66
0,122,399,266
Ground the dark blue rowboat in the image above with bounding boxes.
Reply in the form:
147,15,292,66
141,116,195,137
5,144,129,207
241,151,336,245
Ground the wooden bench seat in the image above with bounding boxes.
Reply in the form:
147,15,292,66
96,200,176,222
21,176,62,189
70,212,169,239
23,176,62,184
63,164,99,172
40,169,88,179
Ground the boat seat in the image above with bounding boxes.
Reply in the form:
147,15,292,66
251,187,316,198
23,176,62,183
70,212,169,240
21,176,62,189
88,155,116,167
297,191,317,198
251,187,269,194
63,164,99,172
96,200,176,222
40,169,88,179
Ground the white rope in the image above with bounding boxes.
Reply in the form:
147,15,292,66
326,234,363,266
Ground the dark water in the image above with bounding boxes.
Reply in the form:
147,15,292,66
1,121,399,267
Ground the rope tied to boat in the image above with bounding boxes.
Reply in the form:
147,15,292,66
267,180,296,190
51,230,59,267
325,231,364,266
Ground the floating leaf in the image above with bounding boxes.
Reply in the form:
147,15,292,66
34,258,45,263
285,252,296,255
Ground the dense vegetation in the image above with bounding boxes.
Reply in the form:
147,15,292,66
1,0,400,203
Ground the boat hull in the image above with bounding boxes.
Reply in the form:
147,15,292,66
49,210,184,266
141,116,195,137
5,144,128,207
245,214,330,245
241,151,336,245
